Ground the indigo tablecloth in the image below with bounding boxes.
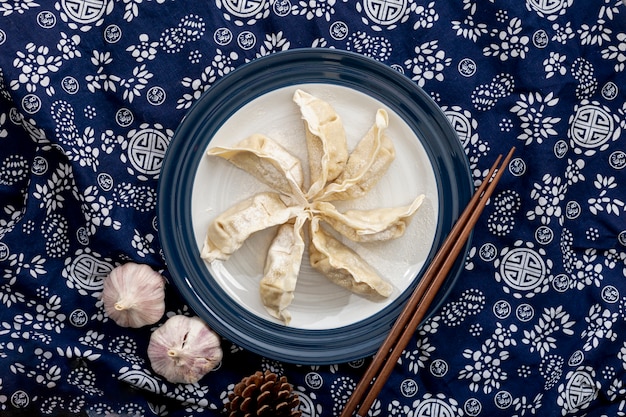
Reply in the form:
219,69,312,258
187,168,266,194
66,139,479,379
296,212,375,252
2,1,626,416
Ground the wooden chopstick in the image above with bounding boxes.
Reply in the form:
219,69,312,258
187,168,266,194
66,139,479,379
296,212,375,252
340,147,515,417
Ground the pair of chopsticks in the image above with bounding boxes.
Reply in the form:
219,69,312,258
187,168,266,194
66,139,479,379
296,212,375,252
340,147,515,417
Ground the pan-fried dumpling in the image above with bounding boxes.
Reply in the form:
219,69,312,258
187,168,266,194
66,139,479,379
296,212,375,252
260,216,306,325
312,194,425,242
201,192,299,262
316,109,395,201
293,89,348,198
309,217,393,298
206,134,305,198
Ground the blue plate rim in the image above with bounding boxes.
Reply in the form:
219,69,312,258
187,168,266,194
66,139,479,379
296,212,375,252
158,48,472,364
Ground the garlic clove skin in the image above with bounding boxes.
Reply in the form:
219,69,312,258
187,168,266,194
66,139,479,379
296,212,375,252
147,315,223,384
102,262,166,328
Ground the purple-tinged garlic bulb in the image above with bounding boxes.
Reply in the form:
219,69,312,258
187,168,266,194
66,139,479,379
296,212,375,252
148,315,223,384
102,262,166,328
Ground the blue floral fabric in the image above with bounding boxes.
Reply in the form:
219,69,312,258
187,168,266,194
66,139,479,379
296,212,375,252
1,0,626,416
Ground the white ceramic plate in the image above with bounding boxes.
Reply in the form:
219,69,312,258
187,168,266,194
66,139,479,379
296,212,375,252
192,83,438,330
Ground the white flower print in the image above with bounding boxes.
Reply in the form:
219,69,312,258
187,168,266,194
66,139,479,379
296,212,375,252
521,306,575,357
605,378,626,405
0,275,26,307
57,345,101,362
3,253,46,279
79,185,122,236
459,338,509,394
588,174,625,215
29,294,67,333
618,341,626,370
178,65,215,110
602,32,626,72
292,0,340,21
483,17,529,61
564,158,585,185
581,304,618,351
0,112,6,140
131,229,156,258
512,393,543,417
493,323,518,348
404,337,436,373
120,0,172,22
85,51,121,93
552,21,575,44
404,40,451,87
254,31,290,59
414,1,438,30
57,32,82,60
100,130,123,154
572,249,603,289
598,0,622,21
119,64,153,103
452,14,487,42
526,173,565,225
0,0,39,15
32,163,76,215
126,34,159,62
0,204,25,240
11,43,62,95
578,20,612,46
543,52,567,79
64,127,101,171
11,348,62,388
510,92,561,145
79,330,105,349
176,50,238,110
451,0,487,41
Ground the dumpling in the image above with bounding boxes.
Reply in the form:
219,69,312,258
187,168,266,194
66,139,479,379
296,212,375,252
201,192,299,262
260,216,306,325
312,194,425,242
316,109,395,201
308,217,393,299
293,89,349,198
206,134,305,199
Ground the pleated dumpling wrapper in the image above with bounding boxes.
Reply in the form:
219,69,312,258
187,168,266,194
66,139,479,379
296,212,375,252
200,192,300,263
293,89,348,198
311,194,425,242
309,217,393,299
206,133,306,200
315,108,395,201
259,216,306,325
201,89,425,325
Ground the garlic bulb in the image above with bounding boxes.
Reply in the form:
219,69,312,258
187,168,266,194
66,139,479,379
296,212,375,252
102,262,166,328
147,315,223,384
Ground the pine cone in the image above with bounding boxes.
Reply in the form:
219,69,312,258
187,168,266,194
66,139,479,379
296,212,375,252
225,370,302,417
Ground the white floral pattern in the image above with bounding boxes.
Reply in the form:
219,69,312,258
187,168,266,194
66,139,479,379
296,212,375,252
0,1,625,416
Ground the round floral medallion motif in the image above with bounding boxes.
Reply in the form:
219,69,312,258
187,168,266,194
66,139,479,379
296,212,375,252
444,109,472,146
127,128,169,176
527,0,572,19
219,0,269,22
559,367,598,413
499,248,546,292
569,103,614,149
414,398,455,417
223,0,266,17
362,0,407,25
60,0,108,24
